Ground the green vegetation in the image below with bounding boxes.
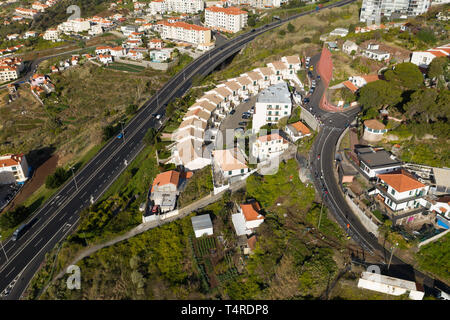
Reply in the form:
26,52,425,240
0,206,32,230
357,62,450,167
178,166,213,207
45,167,71,189
105,62,146,73
416,233,450,283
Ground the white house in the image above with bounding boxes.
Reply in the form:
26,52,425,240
285,121,311,142
363,119,388,142
43,28,60,41
356,148,402,179
0,154,29,185
251,133,289,161
362,44,390,61
172,138,211,171
88,24,104,36
281,56,301,72
242,71,265,94
98,54,113,64
371,170,429,212
410,44,450,69
329,27,348,37
342,40,359,55
429,195,450,220
212,148,248,178
159,21,212,47
358,271,424,300
110,46,127,58
252,82,292,132
150,48,172,62
149,38,163,49
191,214,214,238
95,46,111,55
232,201,264,236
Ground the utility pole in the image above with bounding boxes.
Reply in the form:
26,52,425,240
0,234,8,262
387,243,398,270
120,120,125,143
70,165,78,191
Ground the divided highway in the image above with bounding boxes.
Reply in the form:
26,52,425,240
0,0,357,299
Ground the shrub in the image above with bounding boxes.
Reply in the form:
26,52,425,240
45,167,70,189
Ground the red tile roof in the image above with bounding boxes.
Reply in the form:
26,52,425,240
240,202,263,222
206,6,247,15
151,170,180,192
377,172,426,193
290,121,311,135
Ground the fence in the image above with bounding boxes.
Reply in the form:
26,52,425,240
299,106,320,131
345,194,380,236
418,228,450,248
114,57,178,71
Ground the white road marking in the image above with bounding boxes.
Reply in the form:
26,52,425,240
34,238,43,248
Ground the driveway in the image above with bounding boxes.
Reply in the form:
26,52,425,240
218,95,257,148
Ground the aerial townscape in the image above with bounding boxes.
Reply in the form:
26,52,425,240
0,0,448,306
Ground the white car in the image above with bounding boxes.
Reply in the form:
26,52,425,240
155,114,161,120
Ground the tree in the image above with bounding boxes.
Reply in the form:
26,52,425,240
416,28,436,45
143,128,157,146
126,104,138,115
357,80,402,111
427,57,449,81
403,89,439,123
384,62,424,90
287,23,295,33
278,29,286,36
45,167,70,189
248,16,256,27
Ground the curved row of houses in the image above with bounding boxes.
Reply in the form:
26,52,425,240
167,55,302,171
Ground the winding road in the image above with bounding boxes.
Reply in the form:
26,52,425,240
0,0,358,300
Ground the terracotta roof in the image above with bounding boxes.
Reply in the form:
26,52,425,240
201,94,223,105
205,6,247,15
0,154,24,167
189,100,216,113
224,81,241,91
283,56,300,64
343,80,358,93
213,86,232,98
428,50,447,57
179,118,207,130
176,138,204,164
173,127,204,141
377,171,426,193
257,67,274,76
289,121,310,135
245,71,263,81
257,133,287,143
151,170,180,192
183,108,210,121
364,119,385,130
212,149,248,172
269,61,287,70
361,74,380,83
240,202,263,222
160,21,210,31
235,76,251,86
247,235,257,251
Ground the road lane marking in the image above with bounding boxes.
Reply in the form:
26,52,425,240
5,267,15,278
34,238,43,248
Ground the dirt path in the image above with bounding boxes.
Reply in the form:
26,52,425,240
7,155,58,211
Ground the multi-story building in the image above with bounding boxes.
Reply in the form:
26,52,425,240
252,82,292,132
360,0,431,23
159,21,212,46
150,0,204,14
251,133,289,161
205,6,248,33
58,18,91,33
371,170,429,212
32,1,49,12
15,7,39,18
0,154,29,185
0,57,23,83
249,0,286,9
43,28,60,41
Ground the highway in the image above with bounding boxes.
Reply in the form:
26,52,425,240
0,0,358,299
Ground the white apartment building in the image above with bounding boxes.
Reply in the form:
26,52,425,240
249,0,286,9
43,28,60,41
160,21,212,45
89,24,104,36
32,1,48,12
15,7,39,18
232,201,264,236
252,82,292,132
0,154,29,185
58,18,91,33
251,133,289,161
410,43,450,68
205,6,248,33
0,66,19,82
360,0,431,23
149,0,204,14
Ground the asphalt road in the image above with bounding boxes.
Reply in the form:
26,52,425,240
306,60,450,294
0,0,360,300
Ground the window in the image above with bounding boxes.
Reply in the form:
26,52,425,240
268,117,271,121
390,188,396,196
285,105,288,108
241,169,245,173
284,111,288,115
268,111,272,115
275,111,279,115
228,170,232,175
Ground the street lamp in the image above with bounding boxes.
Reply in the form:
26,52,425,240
0,234,8,262
70,165,78,191
387,242,398,270
120,120,125,143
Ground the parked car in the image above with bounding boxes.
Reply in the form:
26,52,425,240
117,132,123,139
307,71,313,77
309,88,314,94
238,121,247,126
311,80,316,86
230,109,236,115
309,65,314,71
317,75,321,81
303,97,310,104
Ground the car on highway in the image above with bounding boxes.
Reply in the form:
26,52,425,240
117,132,124,139
230,109,236,115
238,121,247,126
155,114,161,120
12,224,28,241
